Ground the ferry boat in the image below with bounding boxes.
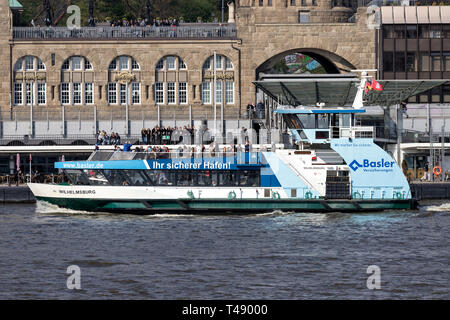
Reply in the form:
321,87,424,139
30,73,448,214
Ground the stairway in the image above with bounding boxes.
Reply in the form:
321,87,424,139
315,149,345,165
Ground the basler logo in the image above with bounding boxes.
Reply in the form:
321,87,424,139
349,159,396,172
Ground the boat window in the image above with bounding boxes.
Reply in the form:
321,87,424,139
87,170,109,185
66,169,261,187
65,169,90,185
317,114,329,129
341,114,351,127
297,114,315,129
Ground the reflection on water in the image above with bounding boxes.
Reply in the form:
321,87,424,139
0,201,449,299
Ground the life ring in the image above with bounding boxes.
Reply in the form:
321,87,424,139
228,191,237,200
433,166,442,176
352,191,362,199
272,192,280,200
305,191,313,200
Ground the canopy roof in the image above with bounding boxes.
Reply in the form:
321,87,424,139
253,79,449,107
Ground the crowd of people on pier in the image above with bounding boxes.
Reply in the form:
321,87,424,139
140,126,196,145
96,130,121,145
109,18,181,28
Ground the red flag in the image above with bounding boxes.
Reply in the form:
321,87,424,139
371,79,383,91
30,154,32,162
364,80,372,94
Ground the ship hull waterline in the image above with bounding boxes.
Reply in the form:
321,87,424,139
35,196,418,215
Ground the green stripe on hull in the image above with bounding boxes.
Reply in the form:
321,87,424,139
36,197,417,214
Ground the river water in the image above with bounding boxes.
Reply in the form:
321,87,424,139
0,201,449,300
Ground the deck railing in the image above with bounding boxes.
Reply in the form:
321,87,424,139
13,25,237,40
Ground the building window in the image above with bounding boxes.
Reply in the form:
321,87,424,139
394,52,405,72
225,57,233,70
60,57,94,105
259,0,264,6
203,59,211,70
167,56,176,70
406,52,416,72
179,58,186,69
430,25,442,39
85,60,92,70
419,52,430,71
72,57,82,70
14,58,44,109
394,25,405,38
108,56,141,105
62,60,70,70
85,83,93,104
108,83,117,104
406,25,417,39
301,0,306,5
179,82,187,104
299,11,310,24
131,59,140,70
131,82,140,104
291,0,296,5
155,83,164,104
383,52,394,72
225,81,234,104
215,55,223,70
61,83,70,105
119,56,129,70
73,83,82,104
155,56,188,105
120,84,127,104
109,59,117,70
14,83,22,105
37,60,45,70
167,82,176,104
418,25,429,38
25,83,33,105
431,52,441,72
444,52,450,72
202,55,235,106
215,81,222,104
268,0,273,6
201,82,211,104
383,25,394,38
312,0,317,5
25,56,34,70
37,83,46,105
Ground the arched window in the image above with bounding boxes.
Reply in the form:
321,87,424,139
201,55,234,105
60,56,94,105
13,56,47,106
107,56,141,105
154,56,188,105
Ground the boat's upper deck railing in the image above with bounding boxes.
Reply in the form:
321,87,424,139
12,25,237,40
87,150,263,164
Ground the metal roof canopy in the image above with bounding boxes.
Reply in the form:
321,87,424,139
253,79,449,108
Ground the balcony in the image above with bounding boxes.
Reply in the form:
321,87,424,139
12,25,238,40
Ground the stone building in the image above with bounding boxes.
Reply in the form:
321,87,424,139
0,0,377,140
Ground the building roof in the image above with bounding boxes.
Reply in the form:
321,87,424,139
381,5,450,24
9,0,23,9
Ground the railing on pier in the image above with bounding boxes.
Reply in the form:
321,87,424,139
13,25,237,40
